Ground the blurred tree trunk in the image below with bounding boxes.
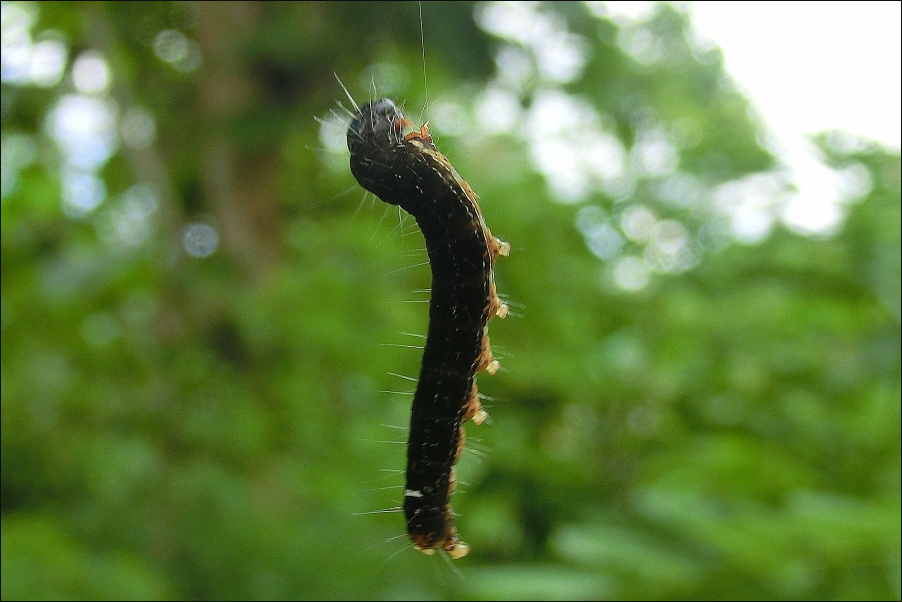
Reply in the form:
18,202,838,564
195,1,281,272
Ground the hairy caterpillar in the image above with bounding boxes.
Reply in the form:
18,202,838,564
347,97,508,559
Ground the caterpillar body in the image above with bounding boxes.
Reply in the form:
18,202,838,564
347,98,508,559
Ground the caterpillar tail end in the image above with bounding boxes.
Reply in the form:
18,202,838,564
413,538,471,560
444,538,471,560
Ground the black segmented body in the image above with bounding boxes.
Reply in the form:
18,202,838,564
348,99,506,558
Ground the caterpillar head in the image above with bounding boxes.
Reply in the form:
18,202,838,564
347,98,411,156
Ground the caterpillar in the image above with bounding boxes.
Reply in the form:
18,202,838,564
347,97,508,559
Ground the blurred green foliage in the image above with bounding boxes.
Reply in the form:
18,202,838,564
1,2,899,600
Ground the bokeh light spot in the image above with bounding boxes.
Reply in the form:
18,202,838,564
182,223,219,258
153,29,188,64
72,51,110,94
